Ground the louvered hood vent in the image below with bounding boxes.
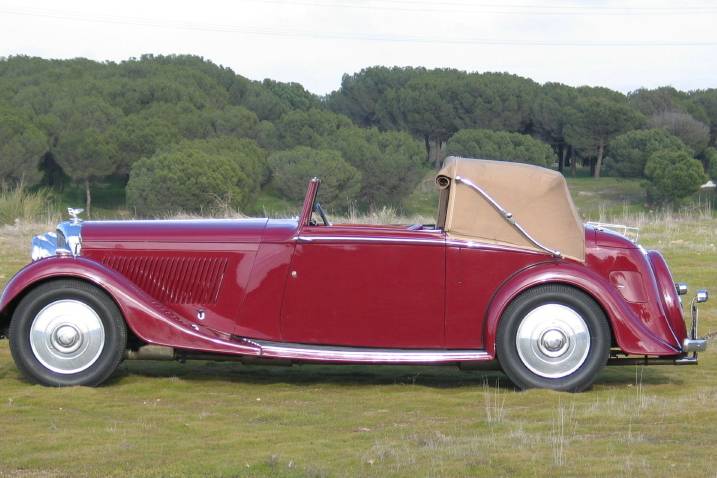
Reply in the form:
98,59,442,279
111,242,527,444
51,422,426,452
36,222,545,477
101,255,228,304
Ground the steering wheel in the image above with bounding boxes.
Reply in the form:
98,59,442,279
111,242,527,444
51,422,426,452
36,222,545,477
313,202,330,226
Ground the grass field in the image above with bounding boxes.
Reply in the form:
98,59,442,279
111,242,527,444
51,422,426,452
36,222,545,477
0,207,715,476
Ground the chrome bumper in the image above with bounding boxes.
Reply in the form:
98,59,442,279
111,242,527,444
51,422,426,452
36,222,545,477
683,290,709,355
608,290,708,366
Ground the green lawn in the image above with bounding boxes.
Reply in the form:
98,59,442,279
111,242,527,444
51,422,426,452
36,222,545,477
0,215,715,477
566,176,647,220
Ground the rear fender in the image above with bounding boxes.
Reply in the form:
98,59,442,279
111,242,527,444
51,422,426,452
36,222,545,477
0,256,259,356
483,261,682,357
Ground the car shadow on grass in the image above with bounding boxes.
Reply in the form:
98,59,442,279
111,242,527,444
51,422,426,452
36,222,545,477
109,359,680,390
112,360,514,389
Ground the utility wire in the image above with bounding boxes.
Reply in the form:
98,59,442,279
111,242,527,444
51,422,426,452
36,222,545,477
1,8,715,47
299,0,717,9
244,0,717,15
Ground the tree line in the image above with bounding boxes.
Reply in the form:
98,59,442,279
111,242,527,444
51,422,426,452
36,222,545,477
0,55,715,216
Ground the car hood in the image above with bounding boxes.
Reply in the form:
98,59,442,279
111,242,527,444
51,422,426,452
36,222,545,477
81,218,270,245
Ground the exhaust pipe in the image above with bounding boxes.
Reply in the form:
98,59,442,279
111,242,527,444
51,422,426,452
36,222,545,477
124,345,291,366
124,345,175,361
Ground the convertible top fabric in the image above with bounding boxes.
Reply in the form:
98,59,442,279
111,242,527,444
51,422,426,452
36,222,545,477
436,156,585,262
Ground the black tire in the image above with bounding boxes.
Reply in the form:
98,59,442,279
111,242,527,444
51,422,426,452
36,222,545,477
9,279,127,387
496,284,610,392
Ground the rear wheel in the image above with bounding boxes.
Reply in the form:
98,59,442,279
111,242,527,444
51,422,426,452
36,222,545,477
9,279,126,387
496,284,610,392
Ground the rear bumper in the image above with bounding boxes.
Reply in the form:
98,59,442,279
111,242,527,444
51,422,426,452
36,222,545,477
608,289,709,366
683,289,709,355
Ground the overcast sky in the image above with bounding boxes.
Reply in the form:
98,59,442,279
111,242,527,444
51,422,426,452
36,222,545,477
0,0,715,95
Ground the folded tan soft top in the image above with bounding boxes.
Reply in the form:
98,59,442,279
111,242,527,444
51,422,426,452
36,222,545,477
436,156,585,262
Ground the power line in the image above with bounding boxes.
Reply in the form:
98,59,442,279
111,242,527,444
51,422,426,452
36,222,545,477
1,8,716,47
315,0,717,9
245,0,717,15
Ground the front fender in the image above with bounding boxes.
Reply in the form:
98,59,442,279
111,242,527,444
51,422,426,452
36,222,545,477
482,261,682,357
0,256,258,355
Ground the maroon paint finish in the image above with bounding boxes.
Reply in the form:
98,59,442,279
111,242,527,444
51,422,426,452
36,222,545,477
445,243,549,348
81,218,268,244
585,228,683,351
608,271,648,304
281,225,446,348
481,260,680,357
0,257,259,356
648,250,688,341
0,183,691,363
81,222,264,336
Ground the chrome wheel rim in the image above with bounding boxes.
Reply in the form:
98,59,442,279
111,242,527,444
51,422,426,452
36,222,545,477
30,299,105,374
515,303,590,379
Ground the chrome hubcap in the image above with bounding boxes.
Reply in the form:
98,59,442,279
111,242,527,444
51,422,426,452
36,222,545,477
30,299,105,374
516,303,590,378
53,324,81,351
539,329,568,356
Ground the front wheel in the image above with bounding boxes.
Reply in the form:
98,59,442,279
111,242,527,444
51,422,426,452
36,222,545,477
496,284,610,392
9,279,127,387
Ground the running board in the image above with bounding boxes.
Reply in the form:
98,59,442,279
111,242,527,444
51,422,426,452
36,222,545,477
251,339,492,364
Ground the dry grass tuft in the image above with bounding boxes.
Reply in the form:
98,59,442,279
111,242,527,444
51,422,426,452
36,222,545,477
0,184,58,226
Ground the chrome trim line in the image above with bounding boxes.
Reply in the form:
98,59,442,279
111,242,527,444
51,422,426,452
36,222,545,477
241,337,263,349
250,339,491,363
454,176,562,258
446,239,546,255
295,235,445,246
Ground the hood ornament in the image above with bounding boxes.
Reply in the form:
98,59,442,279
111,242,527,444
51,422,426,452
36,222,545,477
68,208,84,224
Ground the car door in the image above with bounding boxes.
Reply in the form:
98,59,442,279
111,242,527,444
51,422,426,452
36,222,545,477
280,225,446,348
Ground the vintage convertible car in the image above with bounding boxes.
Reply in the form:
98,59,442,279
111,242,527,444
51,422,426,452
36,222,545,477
0,157,709,391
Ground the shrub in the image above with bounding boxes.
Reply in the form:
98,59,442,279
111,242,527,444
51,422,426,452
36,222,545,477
185,136,270,188
604,129,691,177
327,127,425,206
644,150,707,205
127,137,268,215
127,150,243,215
275,109,353,149
268,146,361,210
446,129,555,167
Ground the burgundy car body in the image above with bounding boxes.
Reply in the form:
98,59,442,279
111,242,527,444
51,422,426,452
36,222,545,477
0,160,707,376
